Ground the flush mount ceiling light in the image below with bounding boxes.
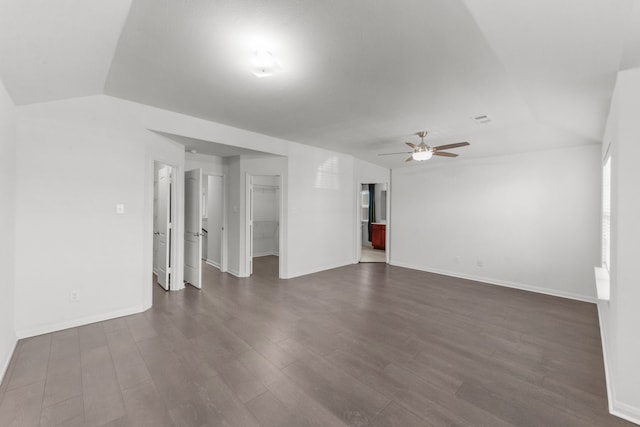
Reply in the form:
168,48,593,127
251,49,280,78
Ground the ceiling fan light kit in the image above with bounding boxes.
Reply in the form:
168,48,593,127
378,130,470,163
412,150,433,161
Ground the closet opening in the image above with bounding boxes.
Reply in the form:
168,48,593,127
248,175,281,278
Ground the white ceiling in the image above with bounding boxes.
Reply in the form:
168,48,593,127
153,131,279,158
0,0,132,104
0,0,636,167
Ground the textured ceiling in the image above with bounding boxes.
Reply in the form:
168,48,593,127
0,0,132,104
153,131,279,158
0,0,635,167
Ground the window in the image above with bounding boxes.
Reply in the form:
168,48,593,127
602,155,611,270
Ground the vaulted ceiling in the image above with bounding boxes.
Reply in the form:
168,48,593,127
1,0,638,167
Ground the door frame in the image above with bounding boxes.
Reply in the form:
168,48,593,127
245,173,284,278
149,160,184,295
184,168,203,289
355,181,390,264
203,172,227,273
154,163,173,290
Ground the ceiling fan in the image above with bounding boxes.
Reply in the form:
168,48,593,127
378,131,470,162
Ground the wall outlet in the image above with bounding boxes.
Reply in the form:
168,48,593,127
454,255,461,264
116,203,125,214
69,290,80,302
476,259,484,267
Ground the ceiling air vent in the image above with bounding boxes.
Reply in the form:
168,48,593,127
473,115,491,124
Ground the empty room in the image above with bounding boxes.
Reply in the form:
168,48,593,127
1,0,639,426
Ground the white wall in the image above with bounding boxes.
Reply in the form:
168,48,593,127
185,152,225,174
391,145,601,301
0,78,17,381
285,146,355,277
226,156,242,276
14,96,186,337
11,94,389,337
599,66,640,424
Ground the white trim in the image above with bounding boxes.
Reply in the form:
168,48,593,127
253,251,278,258
611,401,640,425
596,300,615,414
226,268,246,278
284,260,353,279
389,261,597,304
202,172,227,274
149,159,185,296
0,338,18,385
15,304,148,339
245,173,286,278
594,267,610,301
355,181,390,264
205,259,221,269
596,301,640,425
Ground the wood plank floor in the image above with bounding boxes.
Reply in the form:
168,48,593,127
0,256,633,426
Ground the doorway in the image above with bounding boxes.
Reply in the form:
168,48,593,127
359,182,388,263
204,174,225,272
248,175,281,277
153,162,174,290
184,169,203,289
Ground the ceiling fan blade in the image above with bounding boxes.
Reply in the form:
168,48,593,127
405,142,417,149
432,142,470,151
405,155,414,162
432,151,458,157
377,151,412,156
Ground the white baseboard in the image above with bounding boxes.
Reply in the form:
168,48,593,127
16,305,147,339
205,259,221,270
596,301,615,415
0,338,18,386
284,260,352,279
253,252,278,258
611,401,640,425
389,261,597,304
597,301,640,426
226,268,247,278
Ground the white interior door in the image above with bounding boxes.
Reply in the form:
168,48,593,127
157,166,171,290
185,169,203,289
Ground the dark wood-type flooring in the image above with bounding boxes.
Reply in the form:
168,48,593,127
0,256,633,426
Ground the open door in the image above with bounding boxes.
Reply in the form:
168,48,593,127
156,166,172,290
184,169,203,289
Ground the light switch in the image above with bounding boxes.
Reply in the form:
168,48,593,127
116,203,125,214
